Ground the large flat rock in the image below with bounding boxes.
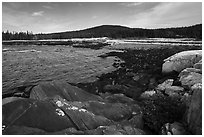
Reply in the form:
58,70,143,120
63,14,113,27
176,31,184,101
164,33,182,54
30,80,103,102
162,50,202,74
2,98,74,133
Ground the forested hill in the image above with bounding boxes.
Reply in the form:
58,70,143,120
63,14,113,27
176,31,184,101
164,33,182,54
36,24,202,40
2,24,202,40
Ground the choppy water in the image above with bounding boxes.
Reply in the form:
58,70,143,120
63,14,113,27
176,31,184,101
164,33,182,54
2,38,201,93
2,45,124,93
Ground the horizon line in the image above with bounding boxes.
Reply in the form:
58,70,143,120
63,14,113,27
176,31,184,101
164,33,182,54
3,23,202,35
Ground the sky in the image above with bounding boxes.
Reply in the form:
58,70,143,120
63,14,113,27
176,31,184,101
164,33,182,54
2,2,202,34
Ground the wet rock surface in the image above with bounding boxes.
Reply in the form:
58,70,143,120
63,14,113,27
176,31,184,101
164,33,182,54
2,43,202,135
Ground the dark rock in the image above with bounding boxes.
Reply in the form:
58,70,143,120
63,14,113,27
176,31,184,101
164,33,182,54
30,80,103,102
103,84,143,99
128,113,144,129
130,103,143,117
127,86,143,99
103,84,126,94
85,124,146,135
172,78,182,86
50,127,84,135
184,83,202,135
83,100,133,122
2,98,74,133
2,125,46,135
52,96,112,131
148,77,157,89
181,93,191,106
2,97,24,106
85,125,123,135
122,125,146,135
3,96,114,134
104,93,135,104
2,85,35,99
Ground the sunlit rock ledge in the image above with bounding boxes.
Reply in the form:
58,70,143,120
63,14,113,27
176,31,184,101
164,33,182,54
162,50,202,74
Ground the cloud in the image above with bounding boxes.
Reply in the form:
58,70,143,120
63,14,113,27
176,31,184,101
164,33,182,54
92,15,98,19
3,5,35,30
32,11,44,16
4,3,25,10
3,2,201,33
42,5,53,9
120,2,143,7
127,2,202,28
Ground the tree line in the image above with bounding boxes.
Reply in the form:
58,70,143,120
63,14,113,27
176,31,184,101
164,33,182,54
2,31,35,40
2,24,202,40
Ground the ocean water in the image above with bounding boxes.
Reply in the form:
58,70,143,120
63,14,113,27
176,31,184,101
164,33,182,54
2,45,123,93
2,38,201,93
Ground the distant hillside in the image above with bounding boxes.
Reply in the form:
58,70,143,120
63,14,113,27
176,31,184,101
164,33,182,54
2,24,202,40
36,24,202,40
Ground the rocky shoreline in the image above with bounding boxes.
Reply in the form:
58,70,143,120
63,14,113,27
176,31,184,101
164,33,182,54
2,44,202,135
